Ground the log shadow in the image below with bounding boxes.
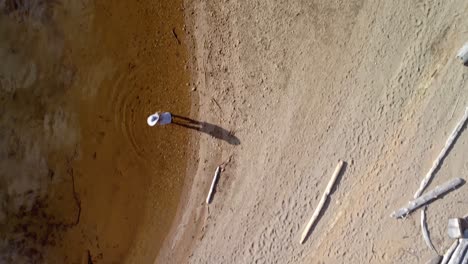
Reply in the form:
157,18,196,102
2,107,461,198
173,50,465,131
172,114,240,145
301,161,348,244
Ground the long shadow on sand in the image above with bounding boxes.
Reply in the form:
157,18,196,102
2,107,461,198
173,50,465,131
172,114,240,145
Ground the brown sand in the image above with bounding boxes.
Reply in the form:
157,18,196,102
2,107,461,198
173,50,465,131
1,0,192,263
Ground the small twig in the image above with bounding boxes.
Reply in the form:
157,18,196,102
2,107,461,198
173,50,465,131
172,28,181,45
69,164,81,226
206,166,221,204
220,155,233,170
67,146,81,226
203,42,211,90
211,98,223,112
450,98,460,120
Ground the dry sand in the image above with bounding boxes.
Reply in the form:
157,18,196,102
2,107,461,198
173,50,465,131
2,0,468,263
159,1,468,263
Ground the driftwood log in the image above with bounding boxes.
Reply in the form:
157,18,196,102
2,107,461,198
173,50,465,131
421,208,438,254
442,240,460,264
391,178,465,219
300,160,345,244
414,107,468,199
448,239,468,264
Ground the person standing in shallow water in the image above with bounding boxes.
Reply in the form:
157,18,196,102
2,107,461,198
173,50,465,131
147,112,241,145
147,112,201,128
147,112,173,126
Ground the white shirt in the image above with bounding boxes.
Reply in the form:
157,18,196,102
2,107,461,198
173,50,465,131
147,112,172,126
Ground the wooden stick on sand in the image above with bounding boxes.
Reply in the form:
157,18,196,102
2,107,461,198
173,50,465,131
447,239,468,264
300,160,345,244
421,207,438,254
441,240,459,264
414,107,468,199
391,177,465,219
206,166,221,204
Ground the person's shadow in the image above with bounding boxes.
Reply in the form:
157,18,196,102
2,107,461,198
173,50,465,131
172,114,240,145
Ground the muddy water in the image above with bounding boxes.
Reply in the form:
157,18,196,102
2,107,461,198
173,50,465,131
0,0,191,263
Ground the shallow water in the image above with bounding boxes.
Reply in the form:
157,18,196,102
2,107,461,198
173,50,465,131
0,0,191,262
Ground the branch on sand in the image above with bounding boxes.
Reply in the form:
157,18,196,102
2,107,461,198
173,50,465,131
414,107,468,199
391,178,465,219
206,166,221,204
300,160,345,244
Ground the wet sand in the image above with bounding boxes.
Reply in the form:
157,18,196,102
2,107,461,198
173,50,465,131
1,0,192,263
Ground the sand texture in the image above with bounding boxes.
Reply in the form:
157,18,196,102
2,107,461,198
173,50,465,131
159,1,468,263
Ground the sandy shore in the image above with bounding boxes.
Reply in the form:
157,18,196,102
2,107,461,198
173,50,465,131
2,0,468,263
159,1,468,263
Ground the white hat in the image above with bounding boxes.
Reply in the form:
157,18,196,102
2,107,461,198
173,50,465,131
147,113,159,126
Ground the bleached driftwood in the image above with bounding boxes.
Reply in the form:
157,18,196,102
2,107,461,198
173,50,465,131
391,178,465,219
300,160,345,244
414,107,468,199
206,166,221,204
421,208,438,254
448,239,468,264
442,240,460,264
